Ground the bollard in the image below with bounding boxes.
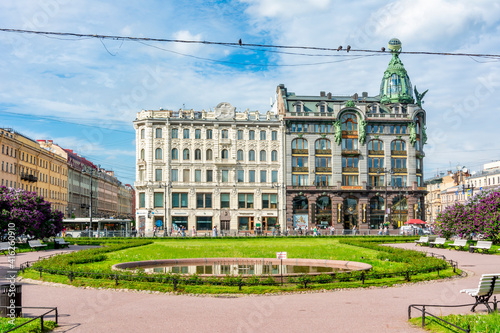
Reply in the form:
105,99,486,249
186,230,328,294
115,274,119,286
173,278,178,291
39,267,43,278
421,305,426,328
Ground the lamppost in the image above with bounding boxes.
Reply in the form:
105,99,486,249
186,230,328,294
376,168,394,227
82,165,100,237
158,182,171,236
271,183,283,232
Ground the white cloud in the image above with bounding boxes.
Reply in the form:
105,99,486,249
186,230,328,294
241,0,331,18
171,30,203,54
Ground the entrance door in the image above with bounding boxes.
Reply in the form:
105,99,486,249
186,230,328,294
343,197,358,230
221,220,230,231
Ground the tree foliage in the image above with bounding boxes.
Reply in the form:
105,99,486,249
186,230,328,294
435,188,500,243
0,186,63,240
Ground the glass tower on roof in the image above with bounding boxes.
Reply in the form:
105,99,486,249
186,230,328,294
380,38,414,104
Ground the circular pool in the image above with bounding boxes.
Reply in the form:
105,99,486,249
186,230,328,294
112,258,372,277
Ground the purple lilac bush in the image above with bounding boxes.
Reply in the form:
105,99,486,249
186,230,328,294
435,188,500,243
0,186,63,240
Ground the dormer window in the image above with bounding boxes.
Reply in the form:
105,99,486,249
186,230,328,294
294,102,304,113
317,102,327,113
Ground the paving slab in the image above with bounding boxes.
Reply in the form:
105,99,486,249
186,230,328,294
2,243,499,332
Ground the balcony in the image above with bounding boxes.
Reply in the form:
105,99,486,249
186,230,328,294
292,149,308,154
315,149,331,155
292,167,309,172
342,130,358,136
392,168,408,173
391,150,407,156
20,172,38,182
342,167,359,173
369,167,384,173
368,150,384,156
315,167,331,173
341,149,360,156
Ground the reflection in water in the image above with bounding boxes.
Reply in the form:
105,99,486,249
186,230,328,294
143,263,344,275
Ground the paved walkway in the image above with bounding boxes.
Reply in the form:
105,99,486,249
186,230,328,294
2,244,499,332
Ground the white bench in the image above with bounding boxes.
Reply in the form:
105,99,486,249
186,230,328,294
54,238,70,249
469,240,493,254
460,273,500,312
428,237,446,248
0,242,12,255
28,239,48,251
449,239,467,250
414,236,429,246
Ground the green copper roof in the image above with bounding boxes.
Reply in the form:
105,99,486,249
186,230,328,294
380,39,414,104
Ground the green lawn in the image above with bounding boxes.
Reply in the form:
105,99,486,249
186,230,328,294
410,312,500,332
0,317,57,332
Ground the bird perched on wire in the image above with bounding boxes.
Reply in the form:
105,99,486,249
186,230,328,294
239,39,242,46
346,45,351,52
337,45,342,51
381,47,385,52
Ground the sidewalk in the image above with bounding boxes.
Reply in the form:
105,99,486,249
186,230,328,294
5,243,500,332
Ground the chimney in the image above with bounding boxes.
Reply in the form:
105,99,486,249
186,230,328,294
362,92,368,98
327,92,332,99
320,91,326,97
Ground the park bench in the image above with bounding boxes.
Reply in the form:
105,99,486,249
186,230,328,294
469,240,493,254
0,242,13,255
449,239,467,250
428,237,446,248
414,236,429,246
54,238,70,249
28,239,48,251
460,273,500,312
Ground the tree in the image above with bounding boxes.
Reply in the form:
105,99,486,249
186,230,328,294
436,188,500,244
0,186,63,240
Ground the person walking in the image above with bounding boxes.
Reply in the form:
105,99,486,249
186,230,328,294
212,225,218,237
191,226,196,237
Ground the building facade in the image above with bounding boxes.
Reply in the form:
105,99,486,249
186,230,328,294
277,39,427,232
134,103,284,235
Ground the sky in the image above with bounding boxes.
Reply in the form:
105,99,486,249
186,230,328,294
1,0,500,186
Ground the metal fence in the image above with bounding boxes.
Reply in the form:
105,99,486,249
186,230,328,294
0,306,58,333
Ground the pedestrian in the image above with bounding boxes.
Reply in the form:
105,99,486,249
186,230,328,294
378,226,383,235
272,227,276,236
352,225,357,235
153,226,157,238
181,226,186,237
383,225,388,235
213,225,218,237
191,226,196,237
313,226,317,236
285,226,289,237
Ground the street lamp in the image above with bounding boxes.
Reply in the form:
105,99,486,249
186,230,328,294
82,165,100,237
158,182,171,236
376,168,394,228
272,183,284,232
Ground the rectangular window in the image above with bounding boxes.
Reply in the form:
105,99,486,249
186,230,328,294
260,170,267,183
154,192,164,208
183,169,190,182
292,174,308,186
139,193,145,208
171,128,178,138
369,157,384,169
195,129,201,139
271,170,278,183
155,128,162,138
391,158,407,169
391,175,407,187
249,170,255,183
183,129,190,139
316,157,332,168
172,193,188,208
249,130,255,140
238,193,254,208
206,170,213,182
238,217,253,231
262,194,277,209
237,130,243,140
196,193,212,208
195,169,201,182
260,131,266,140
196,216,212,231
342,175,359,186
342,157,358,168
292,157,308,167
206,129,212,139
315,174,331,186
171,169,178,182
155,169,162,181
272,131,277,140
221,129,228,139
220,193,230,208
222,170,229,182
237,170,244,183
369,175,385,187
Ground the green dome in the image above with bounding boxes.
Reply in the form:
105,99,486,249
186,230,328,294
380,39,414,104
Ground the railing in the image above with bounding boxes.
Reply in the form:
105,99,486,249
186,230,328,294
292,167,308,172
0,306,58,333
292,149,308,154
342,130,358,136
316,167,332,173
368,150,384,156
341,149,360,155
315,149,331,155
342,167,359,173
391,150,407,156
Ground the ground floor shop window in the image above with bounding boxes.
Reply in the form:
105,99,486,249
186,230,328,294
196,216,212,230
172,216,188,230
238,217,254,230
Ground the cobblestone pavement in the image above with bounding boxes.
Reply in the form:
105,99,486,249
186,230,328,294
1,243,499,332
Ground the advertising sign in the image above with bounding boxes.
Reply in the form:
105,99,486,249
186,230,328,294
293,215,308,229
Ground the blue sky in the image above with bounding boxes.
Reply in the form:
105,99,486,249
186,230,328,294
1,0,500,185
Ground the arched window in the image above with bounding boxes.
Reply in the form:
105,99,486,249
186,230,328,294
195,149,201,160
140,149,145,160
271,150,278,162
171,148,178,160
391,140,406,152
140,129,145,139
292,138,308,150
260,150,266,162
221,149,228,159
155,148,162,160
206,149,213,161
293,195,308,213
155,128,162,138
237,150,244,161
183,149,190,160
249,150,255,161
316,196,331,212
341,113,358,131
370,196,385,211
315,138,331,150
368,139,384,151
